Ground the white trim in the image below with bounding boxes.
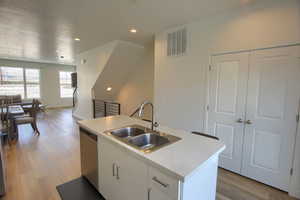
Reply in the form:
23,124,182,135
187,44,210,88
212,43,300,56
72,113,84,120
290,190,300,199
203,56,212,133
0,56,75,66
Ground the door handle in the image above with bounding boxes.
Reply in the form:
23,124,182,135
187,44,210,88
147,188,151,200
245,120,252,124
236,118,244,123
112,163,116,177
116,166,120,180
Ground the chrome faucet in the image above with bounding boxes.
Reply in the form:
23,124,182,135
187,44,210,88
138,101,157,130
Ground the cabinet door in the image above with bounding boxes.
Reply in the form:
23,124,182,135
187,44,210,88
99,138,148,200
242,46,300,191
117,149,148,200
148,166,179,200
98,139,120,200
207,53,249,173
148,187,175,200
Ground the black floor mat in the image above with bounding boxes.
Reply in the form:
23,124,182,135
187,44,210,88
56,177,105,200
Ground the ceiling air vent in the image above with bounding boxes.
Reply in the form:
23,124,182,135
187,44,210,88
167,28,187,57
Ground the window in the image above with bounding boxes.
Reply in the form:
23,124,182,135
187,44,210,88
59,71,73,98
0,66,40,99
25,69,40,98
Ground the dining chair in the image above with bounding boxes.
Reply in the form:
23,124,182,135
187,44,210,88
13,99,40,136
0,100,7,135
0,99,9,126
0,99,14,143
10,95,22,105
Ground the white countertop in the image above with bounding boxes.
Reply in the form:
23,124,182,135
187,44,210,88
77,115,225,182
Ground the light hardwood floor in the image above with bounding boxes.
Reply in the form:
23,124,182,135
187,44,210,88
0,108,297,200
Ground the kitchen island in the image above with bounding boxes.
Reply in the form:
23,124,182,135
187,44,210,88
78,115,225,200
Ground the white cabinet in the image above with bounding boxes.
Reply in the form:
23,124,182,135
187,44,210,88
99,139,148,200
148,166,179,200
98,137,219,200
98,138,120,200
148,186,174,200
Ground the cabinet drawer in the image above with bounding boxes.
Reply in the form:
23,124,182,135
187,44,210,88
149,166,179,199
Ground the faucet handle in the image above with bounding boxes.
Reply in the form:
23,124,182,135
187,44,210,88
153,122,159,128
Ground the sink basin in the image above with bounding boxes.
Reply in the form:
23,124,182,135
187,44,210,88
128,133,170,150
105,125,181,153
110,126,146,138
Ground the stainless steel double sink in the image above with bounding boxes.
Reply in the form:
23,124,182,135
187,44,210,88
104,125,181,153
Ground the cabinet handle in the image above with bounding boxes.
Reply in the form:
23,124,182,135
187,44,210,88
147,188,151,200
116,166,120,180
236,118,243,123
112,163,116,177
152,176,169,188
245,120,252,124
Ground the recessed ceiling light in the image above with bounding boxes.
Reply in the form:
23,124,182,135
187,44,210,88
74,38,81,41
129,28,137,33
106,87,112,91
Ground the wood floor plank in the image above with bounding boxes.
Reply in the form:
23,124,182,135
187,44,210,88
0,108,297,200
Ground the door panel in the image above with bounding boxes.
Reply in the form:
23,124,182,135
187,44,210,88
242,46,300,191
207,53,249,173
118,150,148,200
99,139,148,200
98,139,120,200
149,187,174,200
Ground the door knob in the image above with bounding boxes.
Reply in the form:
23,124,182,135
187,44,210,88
245,120,252,124
236,118,243,123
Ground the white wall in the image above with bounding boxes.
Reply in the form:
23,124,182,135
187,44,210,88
75,40,154,120
155,0,300,131
93,41,146,101
0,58,75,108
154,0,300,197
115,44,154,119
73,41,117,120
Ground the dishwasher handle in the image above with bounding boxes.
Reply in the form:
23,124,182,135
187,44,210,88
80,128,98,141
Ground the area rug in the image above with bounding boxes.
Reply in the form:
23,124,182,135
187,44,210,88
56,177,105,200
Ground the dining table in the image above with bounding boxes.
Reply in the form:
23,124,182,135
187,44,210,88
8,105,25,116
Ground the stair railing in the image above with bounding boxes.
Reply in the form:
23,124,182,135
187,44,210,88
92,99,121,118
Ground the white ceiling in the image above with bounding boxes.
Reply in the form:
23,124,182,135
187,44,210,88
0,0,256,64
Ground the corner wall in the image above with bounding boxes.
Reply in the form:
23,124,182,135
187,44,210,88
115,43,154,119
73,41,117,119
74,40,154,120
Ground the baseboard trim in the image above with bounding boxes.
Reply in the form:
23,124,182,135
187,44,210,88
289,190,300,199
72,113,84,121
47,106,73,109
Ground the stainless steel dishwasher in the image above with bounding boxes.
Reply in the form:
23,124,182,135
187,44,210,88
80,128,98,189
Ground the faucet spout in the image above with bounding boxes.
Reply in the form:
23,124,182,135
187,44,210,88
137,101,156,130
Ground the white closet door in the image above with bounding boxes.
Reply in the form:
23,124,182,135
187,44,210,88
207,53,249,173
242,46,300,191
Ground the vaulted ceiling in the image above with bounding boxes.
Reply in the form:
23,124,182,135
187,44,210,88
0,0,257,64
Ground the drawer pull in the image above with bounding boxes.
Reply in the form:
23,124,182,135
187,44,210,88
152,176,169,188
116,166,120,180
112,163,116,177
